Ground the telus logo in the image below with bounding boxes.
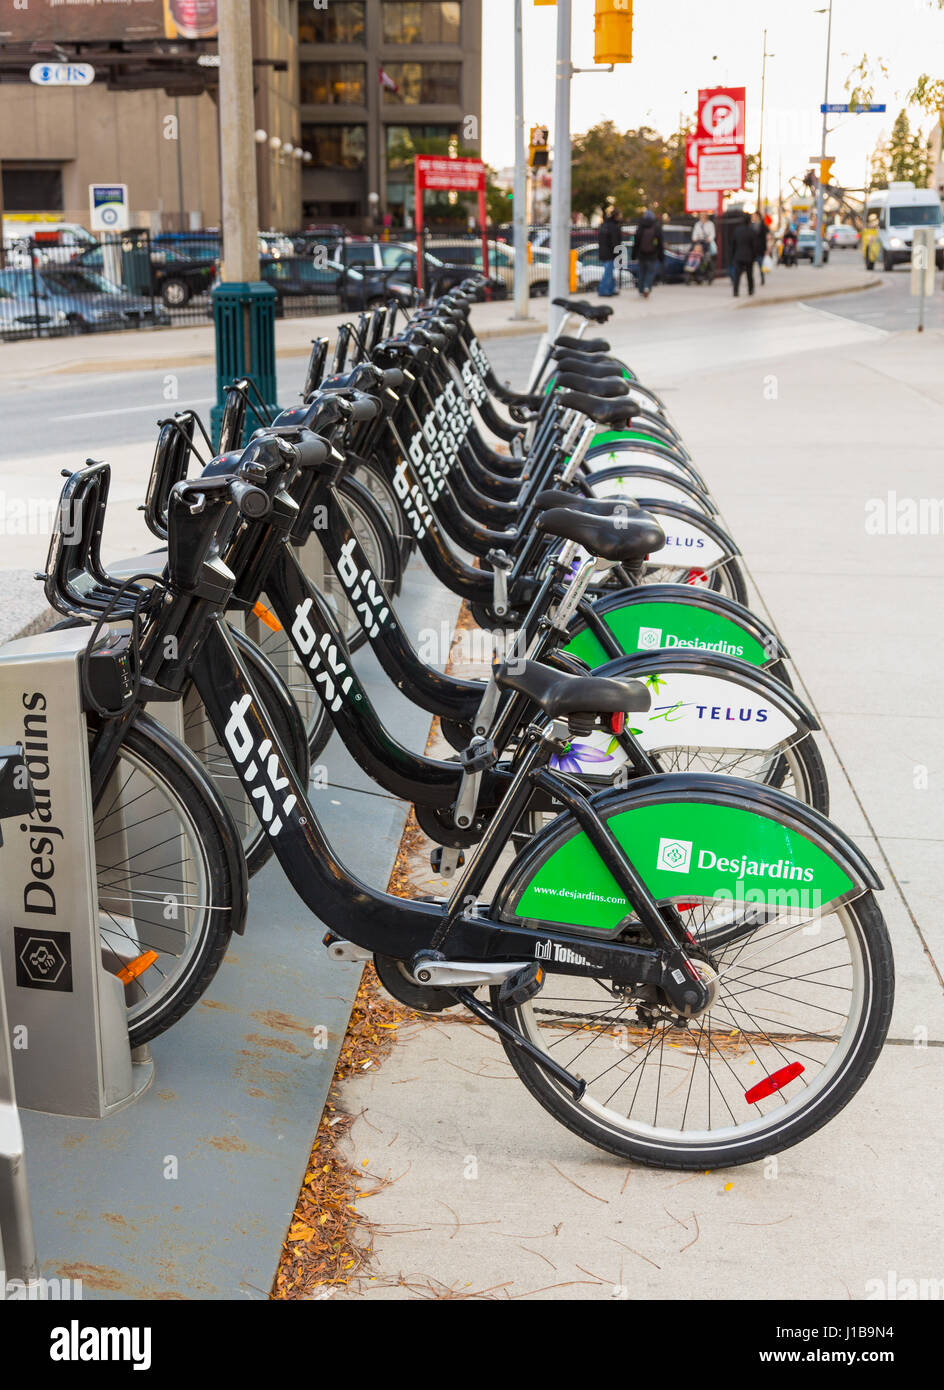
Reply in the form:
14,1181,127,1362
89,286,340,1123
663,534,705,549
290,599,355,711
224,695,298,838
694,704,768,723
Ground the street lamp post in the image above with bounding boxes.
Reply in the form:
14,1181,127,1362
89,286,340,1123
814,0,834,267
549,0,573,340
757,30,774,218
512,0,531,321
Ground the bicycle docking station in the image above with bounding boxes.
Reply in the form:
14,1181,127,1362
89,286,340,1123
0,745,39,1286
0,626,154,1119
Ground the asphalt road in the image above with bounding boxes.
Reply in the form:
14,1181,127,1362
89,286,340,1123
0,359,315,462
802,253,944,332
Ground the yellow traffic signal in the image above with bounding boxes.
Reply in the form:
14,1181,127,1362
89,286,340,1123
530,125,549,169
594,0,633,64
819,157,835,186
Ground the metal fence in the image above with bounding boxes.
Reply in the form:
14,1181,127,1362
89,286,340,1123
0,219,702,342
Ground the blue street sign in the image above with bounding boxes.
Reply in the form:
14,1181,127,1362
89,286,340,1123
821,103,886,113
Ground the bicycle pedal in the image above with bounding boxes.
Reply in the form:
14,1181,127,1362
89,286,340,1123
430,845,465,877
498,962,545,1007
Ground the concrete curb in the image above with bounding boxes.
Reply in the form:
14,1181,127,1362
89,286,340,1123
737,276,881,309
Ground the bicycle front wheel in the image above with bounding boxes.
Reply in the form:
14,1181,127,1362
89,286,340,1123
93,713,246,1048
493,893,893,1169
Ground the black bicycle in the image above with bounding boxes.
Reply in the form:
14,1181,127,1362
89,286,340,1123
45,428,894,1170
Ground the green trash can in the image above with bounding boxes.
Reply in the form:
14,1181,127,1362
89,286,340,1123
210,280,280,449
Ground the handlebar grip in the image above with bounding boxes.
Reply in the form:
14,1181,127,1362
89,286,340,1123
347,393,382,423
380,367,405,391
230,480,272,520
294,433,332,470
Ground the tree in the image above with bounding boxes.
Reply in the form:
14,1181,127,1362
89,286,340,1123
570,120,688,221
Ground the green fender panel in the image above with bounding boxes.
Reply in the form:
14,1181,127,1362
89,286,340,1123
498,777,879,935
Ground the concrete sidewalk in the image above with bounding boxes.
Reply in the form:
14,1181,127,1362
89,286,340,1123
330,281,944,1300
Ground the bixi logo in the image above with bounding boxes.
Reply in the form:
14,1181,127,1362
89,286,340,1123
637,626,662,651
657,838,693,873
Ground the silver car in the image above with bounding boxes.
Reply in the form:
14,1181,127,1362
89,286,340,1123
0,266,170,337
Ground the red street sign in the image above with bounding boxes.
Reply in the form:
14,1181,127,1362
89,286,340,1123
695,86,746,192
413,155,489,294
685,135,720,212
697,87,746,142
414,155,485,194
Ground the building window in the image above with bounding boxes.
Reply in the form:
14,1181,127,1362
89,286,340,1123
383,2,461,44
302,124,367,170
381,62,461,105
299,62,366,106
298,0,365,44
386,124,458,171
2,167,63,212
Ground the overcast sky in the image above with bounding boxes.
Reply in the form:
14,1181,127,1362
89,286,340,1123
481,0,944,198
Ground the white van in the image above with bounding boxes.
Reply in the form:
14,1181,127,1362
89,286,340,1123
1,219,97,268
862,182,944,271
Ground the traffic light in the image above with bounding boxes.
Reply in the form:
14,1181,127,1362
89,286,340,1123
530,125,549,169
819,157,835,187
594,0,633,65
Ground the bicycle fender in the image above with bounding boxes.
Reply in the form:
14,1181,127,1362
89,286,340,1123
563,585,788,671
493,772,880,939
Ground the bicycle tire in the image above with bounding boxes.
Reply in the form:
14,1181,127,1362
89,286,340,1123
492,892,893,1170
93,712,247,1049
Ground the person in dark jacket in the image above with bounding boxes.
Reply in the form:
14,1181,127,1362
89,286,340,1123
631,209,664,298
751,211,768,286
597,207,623,297
731,213,756,297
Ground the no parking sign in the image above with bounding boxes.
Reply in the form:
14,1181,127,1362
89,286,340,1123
89,184,129,232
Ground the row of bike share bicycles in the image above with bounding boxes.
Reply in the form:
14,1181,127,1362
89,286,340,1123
37,278,893,1170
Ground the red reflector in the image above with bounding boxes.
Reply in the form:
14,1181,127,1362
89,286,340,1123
676,901,698,912
685,568,709,587
744,1062,805,1105
610,712,625,735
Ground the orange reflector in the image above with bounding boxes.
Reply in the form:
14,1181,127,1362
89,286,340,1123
252,601,282,632
744,1062,805,1105
116,950,159,985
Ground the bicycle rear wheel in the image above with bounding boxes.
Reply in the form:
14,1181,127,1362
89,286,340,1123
493,893,893,1169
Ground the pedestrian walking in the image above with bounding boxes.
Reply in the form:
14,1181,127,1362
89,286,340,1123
596,206,623,297
751,212,768,287
731,213,756,297
632,209,664,299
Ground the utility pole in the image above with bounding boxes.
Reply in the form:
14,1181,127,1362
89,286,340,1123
211,0,278,444
549,0,573,340
512,0,531,320
758,30,774,217
814,0,834,267
174,96,186,232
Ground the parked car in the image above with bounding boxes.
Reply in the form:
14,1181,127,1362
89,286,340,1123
0,266,169,337
828,224,859,249
258,231,295,259
796,228,829,262
575,239,687,291
258,255,416,314
75,243,215,308
382,244,506,299
420,238,550,295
